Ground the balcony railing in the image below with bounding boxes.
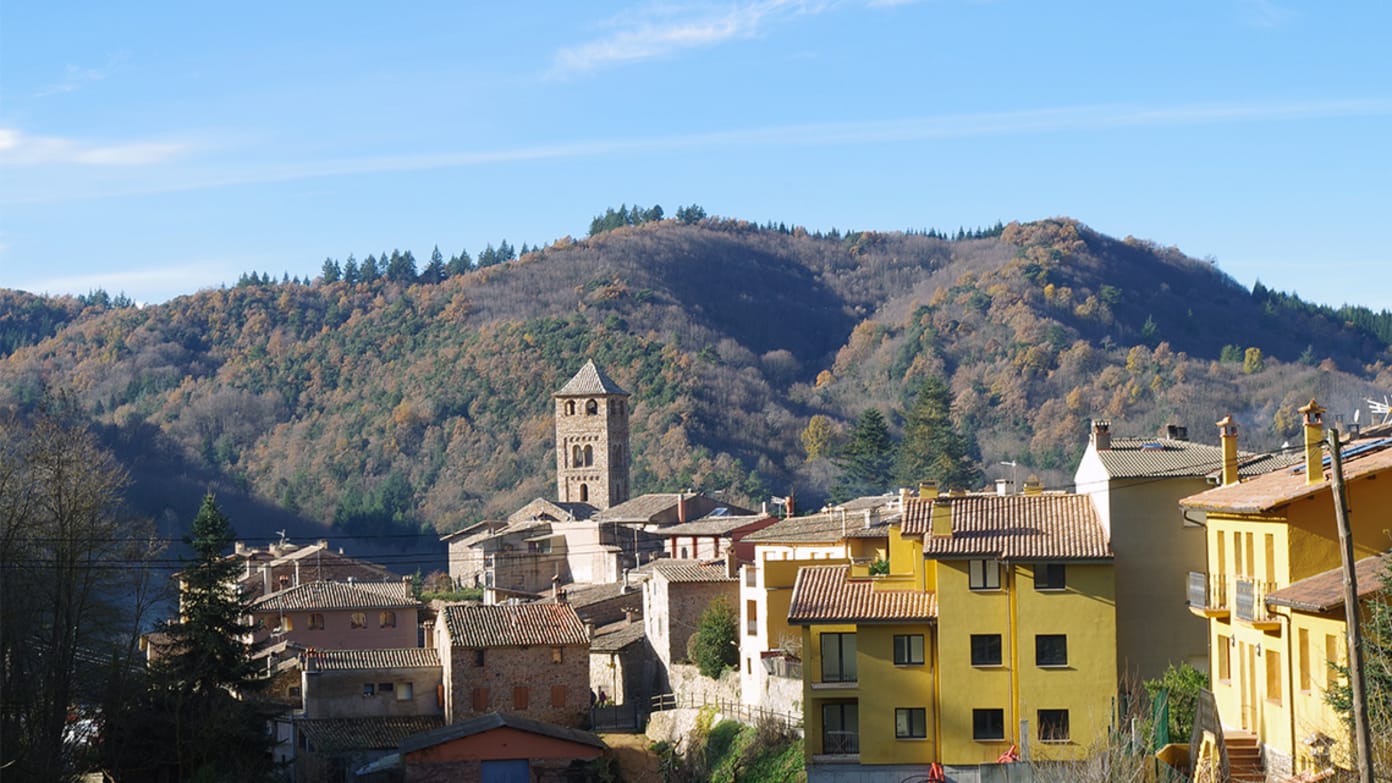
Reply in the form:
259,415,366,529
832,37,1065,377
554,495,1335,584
823,731,859,755
1187,571,1228,611
1234,577,1276,624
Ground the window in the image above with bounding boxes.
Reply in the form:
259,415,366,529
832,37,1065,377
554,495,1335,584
583,444,593,466
586,399,598,415
579,484,589,502
973,708,1005,741
1299,628,1311,692
362,683,376,697
1265,533,1276,581
821,702,859,754
1266,649,1282,705
552,647,563,664
572,445,582,466
279,615,294,632
969,559,1001,590
397,682,413,701
1036,634,1068,667
1326,633,1340,690
551,685,566,707
1035,563,1066,591
1038,709,1070,742
566,400,575,415
970,634,1003,666
379,610,396,628
379,682,394,693
308,613,325,630
1217,635,1231,681
350,612,367,629
473,649,486,667
513,686,529,709
893,634,925,666
747,600,758,636
472,687,489,712
895,708,927,739
820,633,857,683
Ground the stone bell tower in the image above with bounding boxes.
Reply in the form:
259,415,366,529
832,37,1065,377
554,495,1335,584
554,360,630,509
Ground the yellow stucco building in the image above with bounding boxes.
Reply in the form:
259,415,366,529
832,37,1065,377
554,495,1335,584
789,486,1117,779
1181,401,1392,780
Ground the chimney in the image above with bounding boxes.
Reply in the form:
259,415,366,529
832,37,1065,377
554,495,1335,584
1022,475,1043,495
995,479,1010,496
621,569,630,593
1091,420,1112,451
583,618,594,640
235,541,248,556
1300,399,1326,486
624,608,636,625
726,549,738,579
1217,415,1239,487
918,480,938,499
1167,424,1189,441
677,493,687,524
930,499,952,538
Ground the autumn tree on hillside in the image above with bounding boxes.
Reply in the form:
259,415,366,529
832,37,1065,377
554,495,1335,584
831,408,896,502
895,376,983,491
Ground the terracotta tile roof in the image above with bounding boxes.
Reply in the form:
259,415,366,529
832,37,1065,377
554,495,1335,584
1092,437,1236,478
1265,555,1389,613
652,559,735,583
555,360,628,396
788,565,937,625
656,515,773,537
1181,437,1392,514
740,512,854,544
440,603,589,648
252,580,417,612
593,493,753,523
589,621,648,652
506,498,598,524
399,712,606,756
901,495,1111,561
297,716,444,753
306,648,440,671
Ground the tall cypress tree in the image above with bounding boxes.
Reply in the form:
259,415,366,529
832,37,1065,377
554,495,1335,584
895,377,982,491
831,408,896,502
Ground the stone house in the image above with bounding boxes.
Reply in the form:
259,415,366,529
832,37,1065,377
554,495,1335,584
651,511,779,561
233,539,400,601
642,558,739,686
588,621,656,708
250,579,421,650
300,648,444,720
435,603,591,728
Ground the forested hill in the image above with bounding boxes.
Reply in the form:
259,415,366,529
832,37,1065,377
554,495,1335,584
3,216,1391,545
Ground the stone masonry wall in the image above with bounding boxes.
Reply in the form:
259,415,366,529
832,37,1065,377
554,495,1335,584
445,643,590,727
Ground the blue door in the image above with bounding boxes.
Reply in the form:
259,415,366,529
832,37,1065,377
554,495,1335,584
481,758,529,783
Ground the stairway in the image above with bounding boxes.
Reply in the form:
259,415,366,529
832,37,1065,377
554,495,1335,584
1225,730,1266,783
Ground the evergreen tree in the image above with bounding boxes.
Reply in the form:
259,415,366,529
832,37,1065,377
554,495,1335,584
386,249,418,283
447,249,472,276
831,408,896,502
342,255,360,285
159,494,257,692
896,377,983,490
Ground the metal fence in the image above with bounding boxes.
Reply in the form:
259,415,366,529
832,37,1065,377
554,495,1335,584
649,692,803,732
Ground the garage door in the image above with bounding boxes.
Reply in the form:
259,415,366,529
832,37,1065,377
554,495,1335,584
481,758,529,783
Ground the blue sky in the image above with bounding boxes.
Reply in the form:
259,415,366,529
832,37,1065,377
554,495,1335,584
2,1,1389,309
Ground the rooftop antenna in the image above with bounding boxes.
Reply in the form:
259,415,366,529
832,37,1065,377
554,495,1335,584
276,529,289,547
1368,395,1392,426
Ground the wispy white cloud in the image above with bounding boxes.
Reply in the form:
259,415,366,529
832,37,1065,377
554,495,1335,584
4,98,1389,205
0,127,191,167
1235,0,1296,28
550,0,831,77
34,55,127,98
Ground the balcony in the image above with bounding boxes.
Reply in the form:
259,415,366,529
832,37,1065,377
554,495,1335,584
822,731,859,756
1187,571,1229,618
1234,577,1279,629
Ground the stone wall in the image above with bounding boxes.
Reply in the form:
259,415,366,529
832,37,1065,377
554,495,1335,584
443,643,590,727
303,665,443,719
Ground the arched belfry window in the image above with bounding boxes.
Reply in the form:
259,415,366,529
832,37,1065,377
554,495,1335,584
579,483,589,502
572,445,582,467
583,445,594,466
566,400,575,415
586,399,598,415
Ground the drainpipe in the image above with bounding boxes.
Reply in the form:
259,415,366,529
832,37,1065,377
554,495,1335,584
1281,608,1297,774
1008,563,1021,754
933,622,943,766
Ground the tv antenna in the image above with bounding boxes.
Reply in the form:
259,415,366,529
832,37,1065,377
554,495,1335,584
1368,396,1392,426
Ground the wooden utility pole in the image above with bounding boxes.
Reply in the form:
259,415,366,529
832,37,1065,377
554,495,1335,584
1329,426,1375,783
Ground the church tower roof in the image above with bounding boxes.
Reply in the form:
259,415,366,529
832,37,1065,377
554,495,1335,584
555,360,628,397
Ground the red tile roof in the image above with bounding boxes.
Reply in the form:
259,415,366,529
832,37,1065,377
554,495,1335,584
1265,554,1389,613
901,495,1111,561
652,559,734,583
252,580,417,611
1180,438,1392,514
440,603,590,648
788,565,937,625
306,648,440,671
